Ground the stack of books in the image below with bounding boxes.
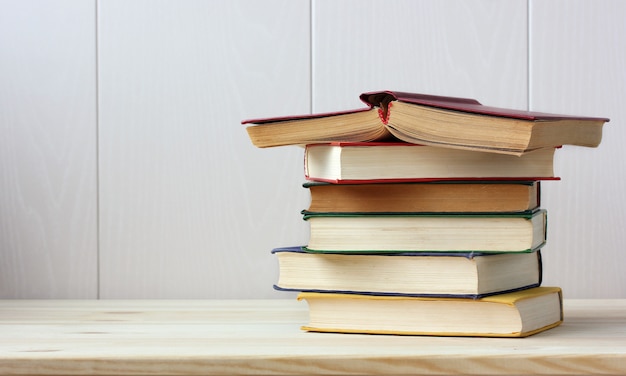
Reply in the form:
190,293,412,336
243,90,608,337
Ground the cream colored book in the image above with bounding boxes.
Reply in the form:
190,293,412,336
303,142,557,183
273,247,542,298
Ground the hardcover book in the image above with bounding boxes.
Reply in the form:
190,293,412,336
304,142,557,183
273,246,542,298
303,210,547,253
298,286,563,337
304,181,540,213
243,90,608,155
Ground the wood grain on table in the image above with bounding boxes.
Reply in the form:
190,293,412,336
0,299,625,375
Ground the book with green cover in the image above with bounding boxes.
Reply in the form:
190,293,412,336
303,209,547,253
298,286,563,337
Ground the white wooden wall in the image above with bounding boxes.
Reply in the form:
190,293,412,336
1,0,624,299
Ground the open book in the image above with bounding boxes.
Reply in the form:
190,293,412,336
243,90,608,155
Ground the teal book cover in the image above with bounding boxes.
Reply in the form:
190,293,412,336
303,210,547,253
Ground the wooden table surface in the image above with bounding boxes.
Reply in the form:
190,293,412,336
0,299,625,375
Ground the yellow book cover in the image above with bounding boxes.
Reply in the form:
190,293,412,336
298,287,563,337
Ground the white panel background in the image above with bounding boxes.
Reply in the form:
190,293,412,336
530,0,626,297
0,0,98,298
0,0,623,299
98,0,310,298
312,0,529,111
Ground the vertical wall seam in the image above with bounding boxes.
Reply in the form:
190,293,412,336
527,0,532,111
95,0,101,300
310,0,314,114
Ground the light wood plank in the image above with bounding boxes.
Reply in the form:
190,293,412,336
0,299,624,375
530,0,626,298
0,0,98,298
97,1,310,298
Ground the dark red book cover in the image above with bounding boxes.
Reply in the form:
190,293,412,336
243,90,610,124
